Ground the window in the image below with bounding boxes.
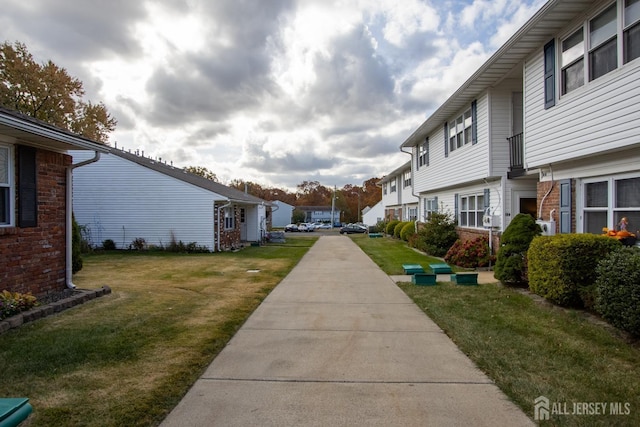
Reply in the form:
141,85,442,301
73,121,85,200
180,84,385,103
624,0,640,62
589,4,618,81
0,145,11,226
403,170,411,188
582,175,640,234
224,206,235,229
459,194,484,228
408,207,417,221
390,179,397,193
424,197,438,221
562,29,584,94
383,182,387,195
448,107,473,153
418,138,429,168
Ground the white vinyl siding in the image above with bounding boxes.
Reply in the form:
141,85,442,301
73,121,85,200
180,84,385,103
72,151,224,250
524,45,640,168
490,80,523,175
414,93,490,193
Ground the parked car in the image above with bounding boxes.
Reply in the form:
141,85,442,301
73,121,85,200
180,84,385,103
339,223,367,234
298,223,314,232
315,223,332,229
284,224,299,232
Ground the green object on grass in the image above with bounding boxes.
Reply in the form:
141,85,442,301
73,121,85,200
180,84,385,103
0,398,32,427
402,264,425,274
429,263,452,274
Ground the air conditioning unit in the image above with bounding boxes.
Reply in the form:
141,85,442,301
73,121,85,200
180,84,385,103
483,215,501,228
536,220,556,236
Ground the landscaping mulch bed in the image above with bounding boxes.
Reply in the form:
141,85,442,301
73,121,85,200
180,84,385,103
0,286,111,335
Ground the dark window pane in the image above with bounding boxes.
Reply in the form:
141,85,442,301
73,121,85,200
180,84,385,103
590,37,618,80
585,211,608,234
616,177,640,207
562,58,584,94
586,181,608,207
624,22,640,63
614,211,640,232
0,187,8,224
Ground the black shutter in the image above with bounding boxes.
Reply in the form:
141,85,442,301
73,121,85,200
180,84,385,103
471,100,478,144
434,196,438,213
454,193,459,223
425,137,430,166
444,122,449,158
544,39,556,109
18,145,38,228
559,179,571,233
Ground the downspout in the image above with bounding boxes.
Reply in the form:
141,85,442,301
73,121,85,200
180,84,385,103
216,200,232,252
401,146,419,233
538,164,554,220
66,151,101,289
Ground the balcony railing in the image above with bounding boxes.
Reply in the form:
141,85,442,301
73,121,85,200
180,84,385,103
507,132,523,171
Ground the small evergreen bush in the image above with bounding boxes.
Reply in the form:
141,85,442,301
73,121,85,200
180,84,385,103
444,236,495,268
400,221,415,241
102,239,116,250
595,247,640,336
393,221,407,239
415,212,458,257
386,220,400,235
494,213,541,286
528,234,621,307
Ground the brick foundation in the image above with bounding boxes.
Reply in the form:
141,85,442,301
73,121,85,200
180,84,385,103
1,149,71,298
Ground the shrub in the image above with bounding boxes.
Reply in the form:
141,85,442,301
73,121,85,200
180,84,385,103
595,247,640,336
0,290,38,320
131,237,147,251
494,213,541,286
528,234,621,307
445,236,495,268
415,211,458,257
393,221,406,239
72,214,83,274
102,239,116,250
400,221,415,241
386,220,400,235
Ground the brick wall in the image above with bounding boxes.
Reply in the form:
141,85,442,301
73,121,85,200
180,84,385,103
537,180,575,234
215,204,241,251
0,148,71,298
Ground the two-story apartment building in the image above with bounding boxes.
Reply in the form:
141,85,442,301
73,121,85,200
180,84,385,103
378,161,419,221
401,0,639,245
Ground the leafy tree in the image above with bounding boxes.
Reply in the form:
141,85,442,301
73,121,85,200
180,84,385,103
0,41,116,142
296,180,331,206
185,166,218,181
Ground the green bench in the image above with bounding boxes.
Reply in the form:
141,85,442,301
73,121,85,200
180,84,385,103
429,263,452,274
0,398,32,427
402,264,425,274
412,273,437,285
451,273,478,285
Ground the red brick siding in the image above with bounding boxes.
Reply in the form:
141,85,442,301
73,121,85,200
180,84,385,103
0,149,71,298
215,204,241,251
537,180,575,234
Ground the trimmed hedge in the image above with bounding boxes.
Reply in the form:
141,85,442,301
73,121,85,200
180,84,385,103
444,236,495,268
393,221,407,239
400,221,415,241
528,234,621,307
386,220,400,235
595,247,640,336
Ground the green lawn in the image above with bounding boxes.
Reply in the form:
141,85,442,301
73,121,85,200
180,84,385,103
351,234,640,427
0,236,316,427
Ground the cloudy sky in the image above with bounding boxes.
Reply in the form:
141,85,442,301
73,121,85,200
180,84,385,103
2,0,545,190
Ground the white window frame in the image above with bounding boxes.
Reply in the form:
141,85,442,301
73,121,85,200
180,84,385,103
424,197,438,221
403,170,411,188
390,179,397,193
559,1,640,98
459,193,485,229
224,206,235,230
579,173,640,235
0,144,14,227
418,138,429,168
448,108,472,153
383,182,387,195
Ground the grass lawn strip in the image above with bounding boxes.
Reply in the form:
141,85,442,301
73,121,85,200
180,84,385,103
0,236,316,427
351,234,640,427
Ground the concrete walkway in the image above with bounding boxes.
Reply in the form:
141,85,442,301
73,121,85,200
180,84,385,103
161,236,533,426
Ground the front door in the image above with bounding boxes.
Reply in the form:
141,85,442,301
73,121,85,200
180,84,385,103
240,207,247,241
513,190,537,218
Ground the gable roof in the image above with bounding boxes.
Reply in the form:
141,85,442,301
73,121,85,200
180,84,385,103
401,0,595,148
109,148,267,205
0,106,110,153
378,161,411,184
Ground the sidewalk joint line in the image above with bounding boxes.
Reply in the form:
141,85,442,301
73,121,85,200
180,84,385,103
200,377,494,385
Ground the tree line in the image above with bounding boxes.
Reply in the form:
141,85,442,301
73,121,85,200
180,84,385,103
1,41,382,223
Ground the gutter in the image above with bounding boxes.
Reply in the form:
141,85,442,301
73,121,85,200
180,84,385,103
66,152,101,289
